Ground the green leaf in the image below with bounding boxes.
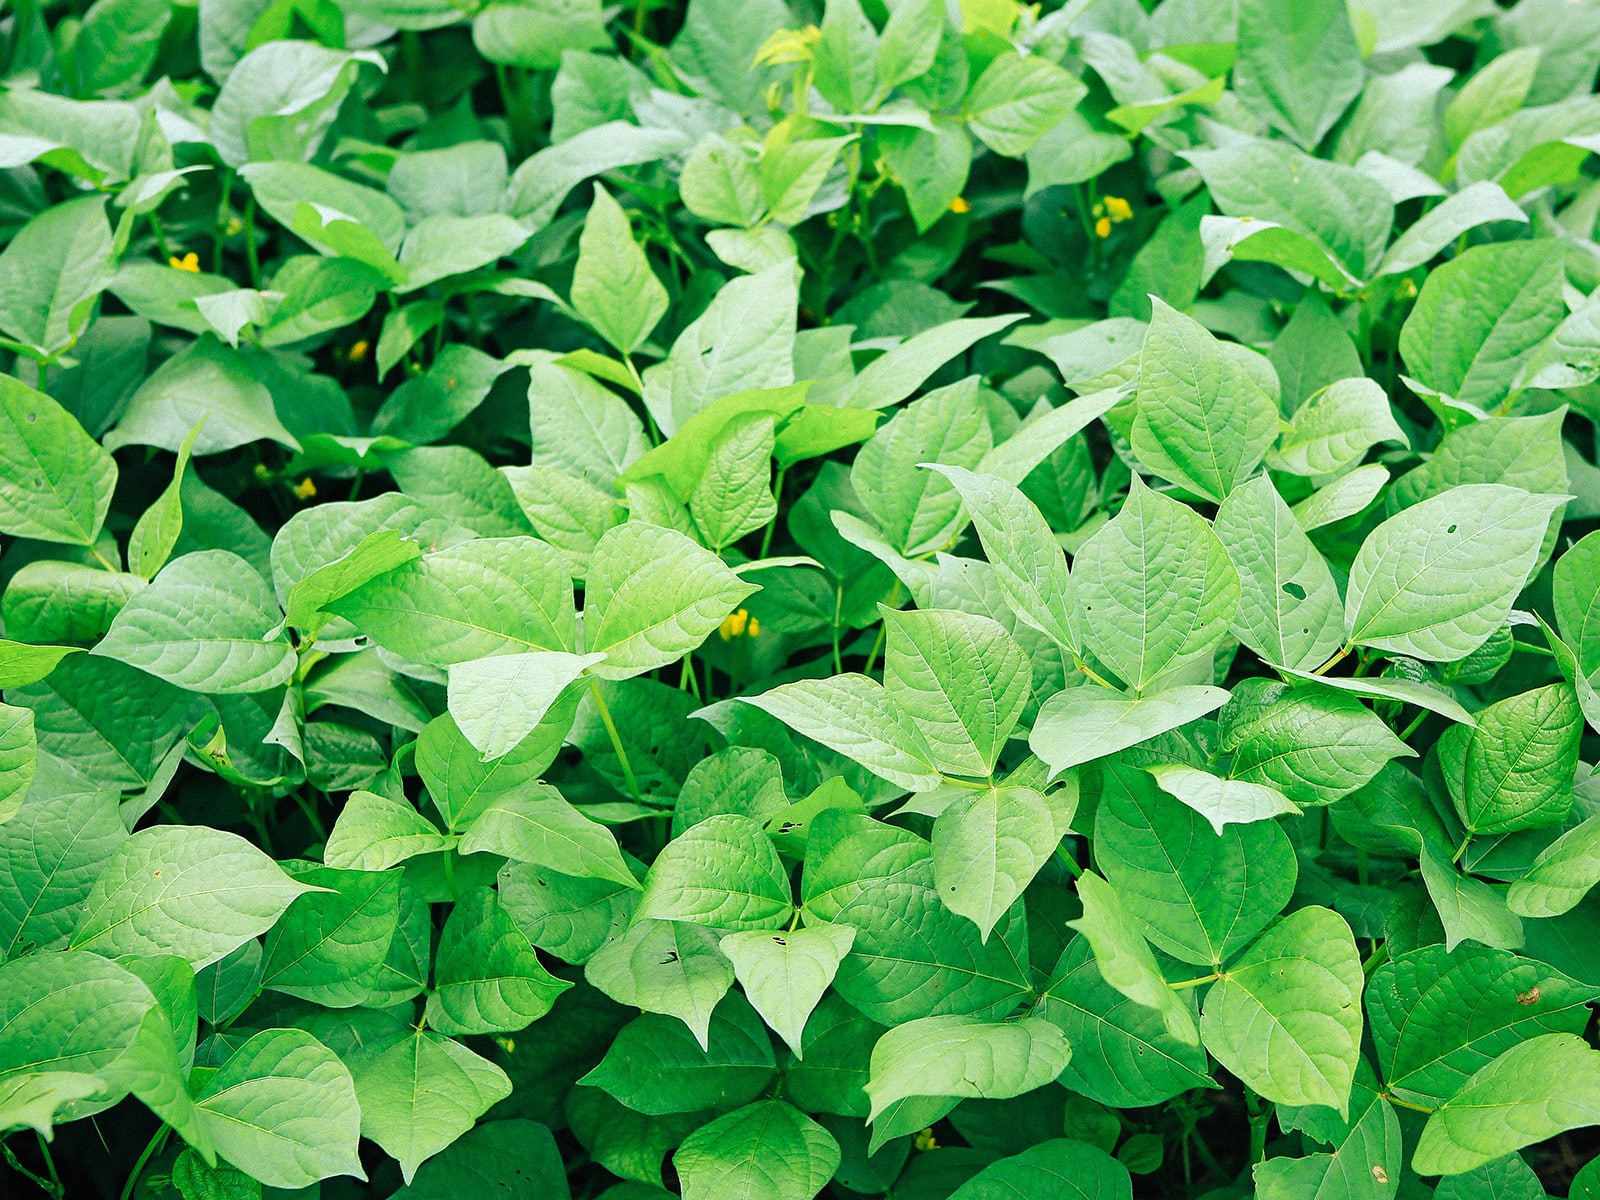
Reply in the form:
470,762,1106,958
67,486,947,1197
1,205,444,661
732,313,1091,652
1508,811,1600,917
737,675,941,793
426,886,571,1034
71,824,318,967
719,924,856,1056
127,420,203,580
1398,241,1566,411
285,529,424,635
864,1014,1070,1122
0,786,126,957
583,522,758,678
1418,840,1524,953
1554,528,1600,674
837,314,1023,411
1096,763,1297,967
1234,0,1363,149
570,184,667,356
1378,182,1529,277
195,1028,364,1189
762,136,855,227
680,134,765,227
459,783,637,888
1072,478,1240,690
447,650,605,761
0,641,80,690
933,785,1064,941
260,864,399,1007
801,810,931,923
1039,937,1214,1108
353,1029,511,1183
1441,682,1580,835
1219,679,1415,805
0,703,34,826
1213,476,1345,672
0,373,116,546
1269,292,1363,412
1069,871,1200,1046
1413,1033,1600,1176
1345,484,1567,661
92,550,296,694
1200,906,1364,1116
688,414,778,553
965,54,1087,158
1268,378,1407,477
580,995,776,1114
636,814,793,931
1368,944,1600,1107
1129,299,1278,503
1144,764,1300,834
584,918,734,1048
0,194,114,360
1272,663,1478,726
947,1138,1134,1200
675,1100,842,1200
330,537,575,667
1030,685,1231,774
106,336,300,456
884,608,1028,778
1254,1066,1401,1200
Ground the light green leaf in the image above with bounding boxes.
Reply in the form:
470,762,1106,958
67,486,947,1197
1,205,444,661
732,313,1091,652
71,824,318,967
675,1100,841,1200
1508,811,1600,917
680,134,765,227
1214,476,1345,672
0,704,35,826
1145,764,1300,834
737,675,941,793
323,791,454,872
1378,182,1529,276
1441,682,1580,835
1554,528,1600,674
105,336,300,456
92,550,296,694
1030,684,1231,774
1272,663,1477,725
884,608,1028,777
1293,463,1390,530
933,785,1062,941
0,195,114,360
1073,478,1240,690
1267,378,1408,477
864,1014,1071,1122
571,184,667,356
837,314,1023,411
1129,299,1278,503
284,529,424,635
1418,841,1524,953
447,650,605,761
948,1138,1133,1200
195,1029,364,1189
1346,484,1567,661
0,641,80,690
426,886,571,1035
965,54,1087,158
0,787,127,957
1200,906,1363,1116
719,924,856,1057
1234,0,1363,149
353,1029,511,1183
330,537,575,667
0,374,116,546
459,783,637,889
636,814,792,931
1254,1066,1401,1200
1069,871,1200,1046
210,42,381,166
1096,763,1297,968
1413,1033,1600,1176
127,421,203,581
260,863,398,1007
688,414,777,553
583,522,758,679
584,918,735,1048
499,860,635,965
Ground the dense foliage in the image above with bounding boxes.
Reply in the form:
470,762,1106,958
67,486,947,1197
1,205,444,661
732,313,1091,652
7,0,1600,1197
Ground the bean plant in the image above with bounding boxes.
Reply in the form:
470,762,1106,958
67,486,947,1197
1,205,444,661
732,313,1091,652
3,0,1600,1197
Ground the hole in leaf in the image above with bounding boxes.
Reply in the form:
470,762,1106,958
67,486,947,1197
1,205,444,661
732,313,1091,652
1282,582,1306,601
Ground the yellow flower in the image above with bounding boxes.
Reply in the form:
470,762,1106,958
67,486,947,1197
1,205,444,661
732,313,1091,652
225,216,244,236
746,617,760,637
1095,216,1112,238
169,252,200,272
291,477,317,500
914,1128,939,1151
348,339,370,363
719,609,751,640
1103,194,1133,223
949,196,971,214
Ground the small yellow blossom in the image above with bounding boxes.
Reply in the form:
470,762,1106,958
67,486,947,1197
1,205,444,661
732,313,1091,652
1103,194,1133,223
949,196,971,214
291,477,317,500
494,1036,516,1054
225,216,244,236
348,339,370,363
719,609,751,640
1094,216,1112,237
914,1128,940,1151
1398,277,1418,299
170,252,200,272
747,617,760,637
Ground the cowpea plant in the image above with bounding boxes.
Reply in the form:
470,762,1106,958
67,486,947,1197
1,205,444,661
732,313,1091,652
6,0,1600,1198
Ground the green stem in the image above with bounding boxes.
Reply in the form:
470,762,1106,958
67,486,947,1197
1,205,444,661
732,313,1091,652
1383,1093,1435,1114
1510,639,1555,658
88,544,118,572
212,168,234,276
1073,656,1118,691
1362,940,1390,979
589,681,643,804
119,1125,170,1200
33,1134,61,1199
1398,709,1428,740
831,587,844,674
862,621,888,676
759,463,788,559
1451,831,1472,865
242,192,260,289
494,63,536,162
1244,1090,1272,1166
1168,972,1219,991
1052,846,1082,878
3,1139,62,1200
1312,645,1352,676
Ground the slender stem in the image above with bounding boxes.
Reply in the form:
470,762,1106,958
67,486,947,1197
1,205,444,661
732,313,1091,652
1312,645,1352,676
242,192,260,289
831,587,844,674
1362,940,1390,979
1052,846,1082,877
3,1140,61,1200
1073,656,1118,691
862,621,888,676
442,847,456,900
589,681,643,804
88,544,118,572
1511,639,1555,658
33,1134,61,1199
1383,1092,1435,1114
1451,831,1472,865
1398,709,1428,740
1168,972,1219,991
1244,1089,1272,1165
212,168,234,276
759,464,787,559
494,63,535,162
119,1125,170,1200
